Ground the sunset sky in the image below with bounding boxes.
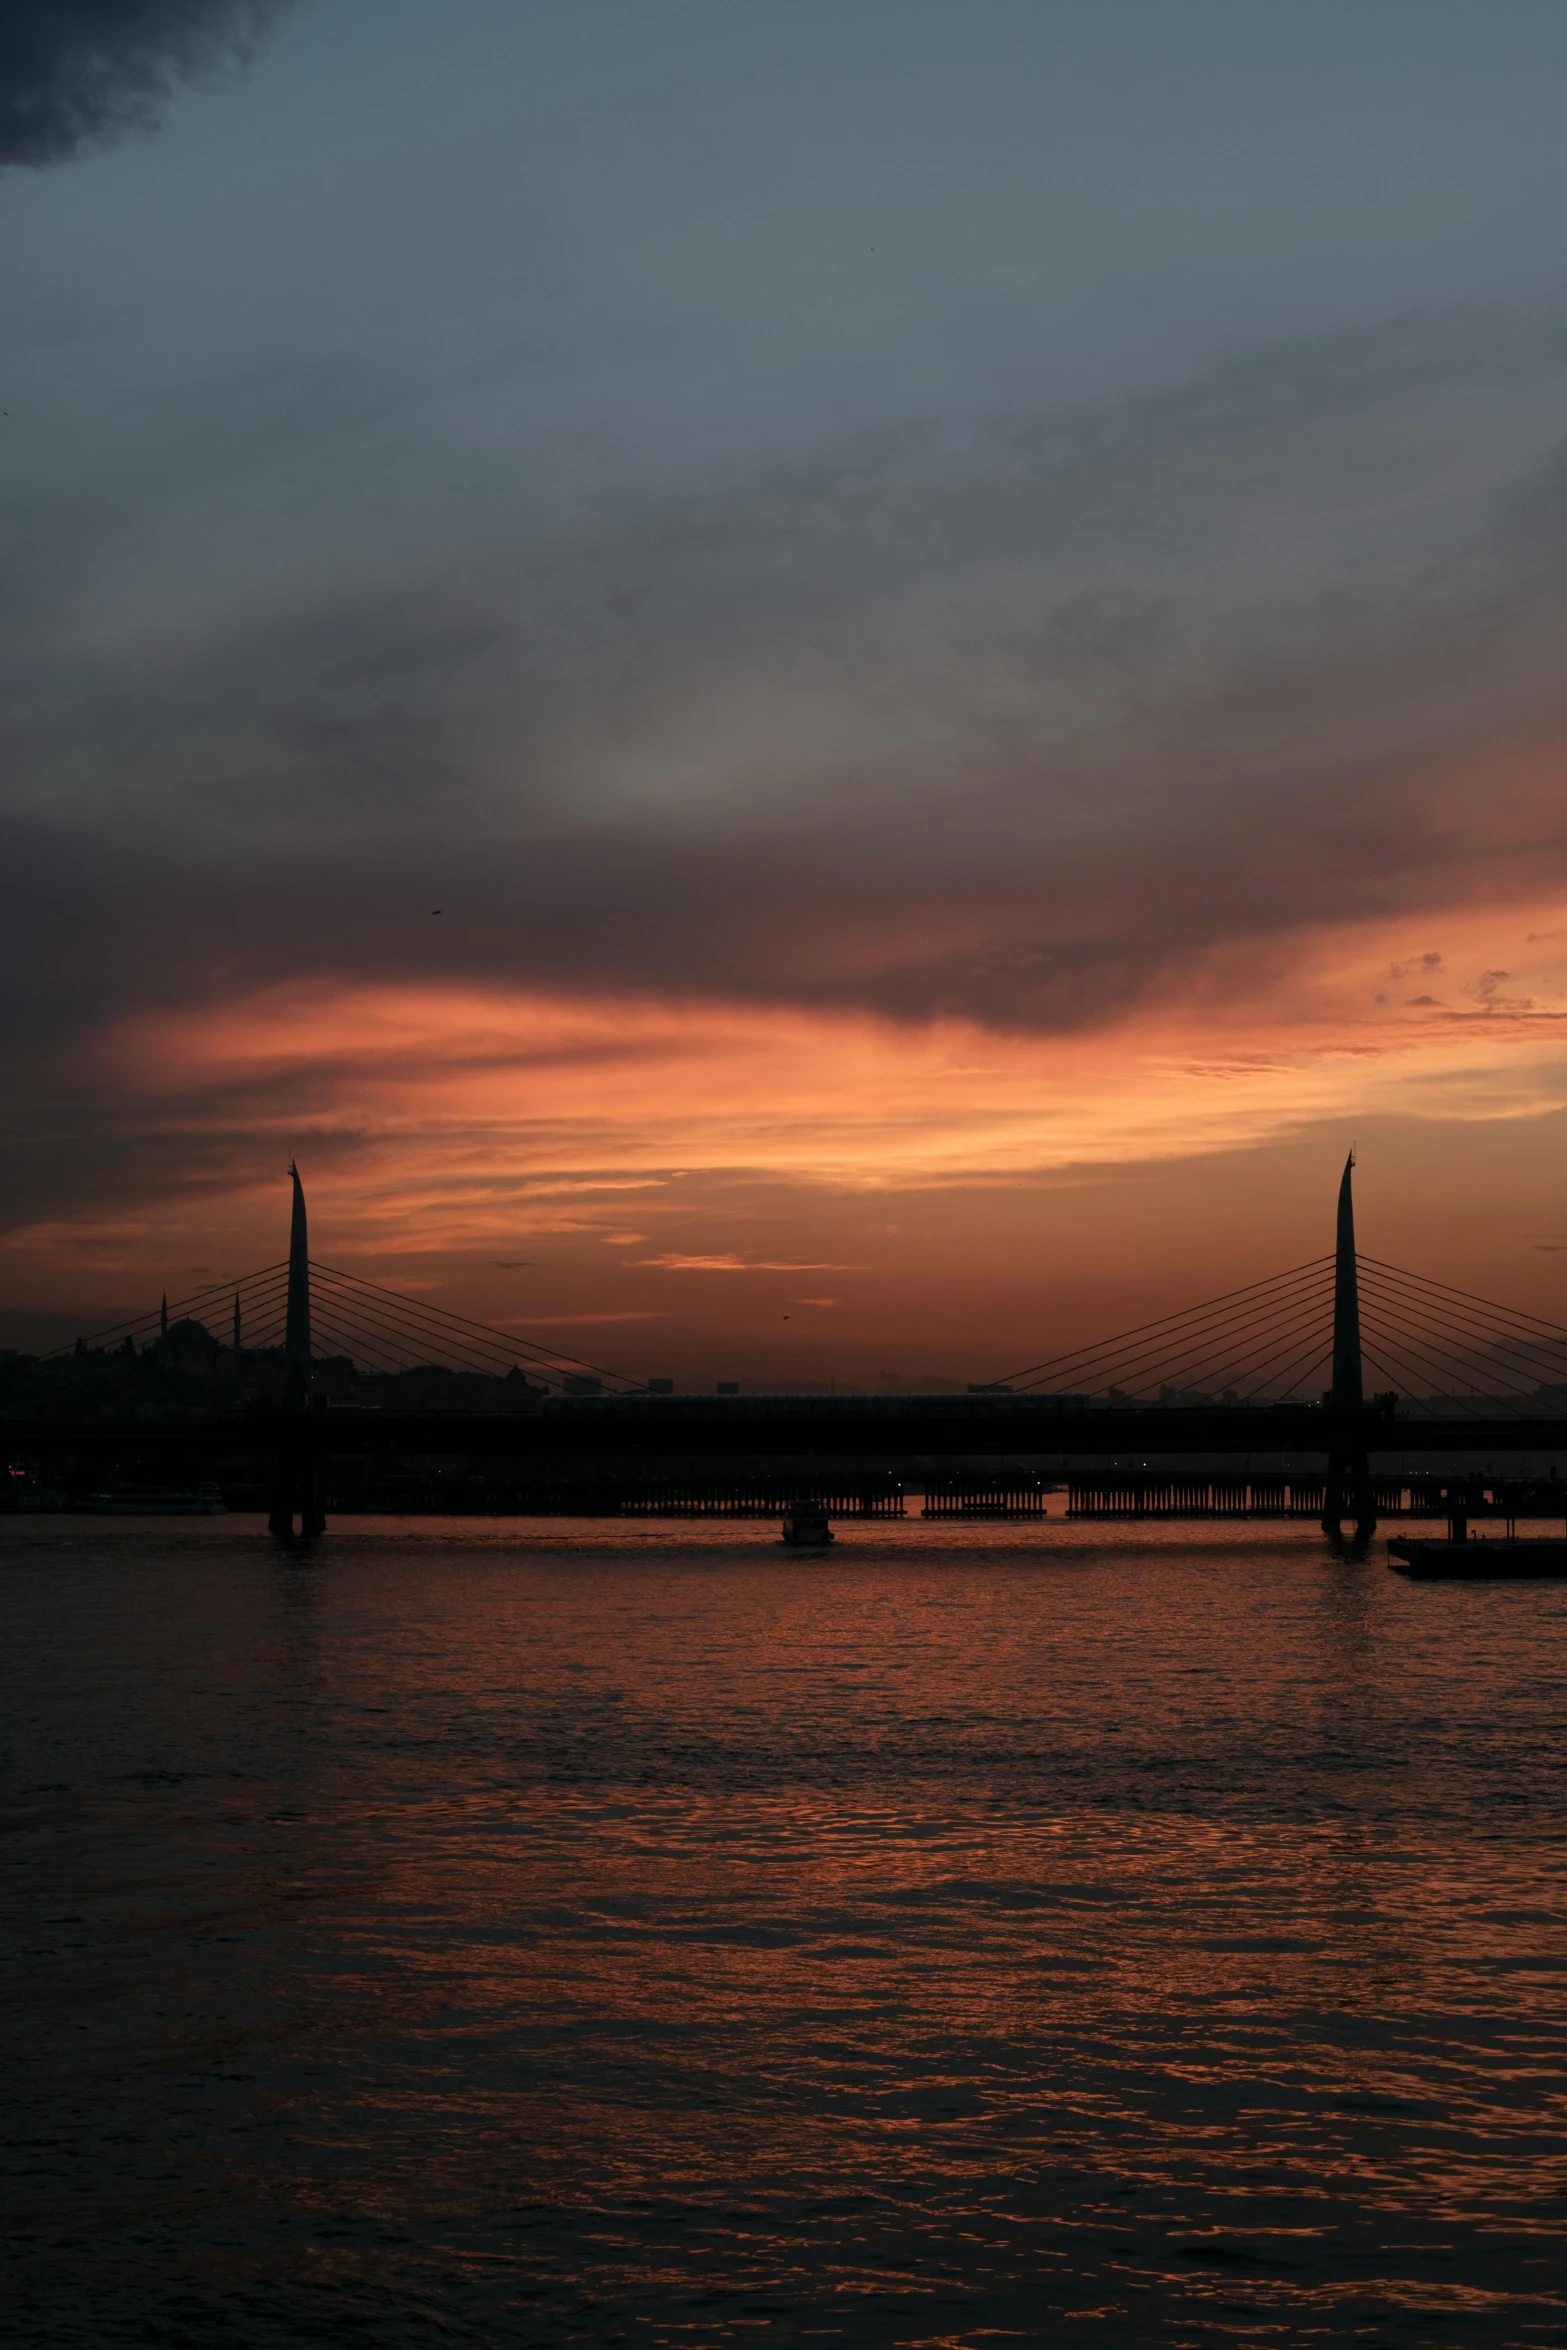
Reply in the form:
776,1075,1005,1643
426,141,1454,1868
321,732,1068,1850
7,1,1567,1380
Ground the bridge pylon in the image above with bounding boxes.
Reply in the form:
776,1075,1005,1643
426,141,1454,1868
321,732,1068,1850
1321,1150,1375,1541
268,1161,326,1544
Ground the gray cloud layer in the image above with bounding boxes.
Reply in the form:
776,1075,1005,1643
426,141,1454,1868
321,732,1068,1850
0,0,294,166
7,299,1567,1239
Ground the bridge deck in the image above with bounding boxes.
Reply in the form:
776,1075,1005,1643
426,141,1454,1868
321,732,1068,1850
6,1398,1566,1460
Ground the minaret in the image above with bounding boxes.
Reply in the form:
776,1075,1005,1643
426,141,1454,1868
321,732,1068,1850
1329,1150,1363,1407
232,1292,243,1357
283,1161,311,1409
160,1292,168,1340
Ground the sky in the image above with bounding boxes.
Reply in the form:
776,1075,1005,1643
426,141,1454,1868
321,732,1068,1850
6,0,1567,1382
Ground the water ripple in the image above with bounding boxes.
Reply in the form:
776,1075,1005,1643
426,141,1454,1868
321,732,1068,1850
3,1517,1565,2344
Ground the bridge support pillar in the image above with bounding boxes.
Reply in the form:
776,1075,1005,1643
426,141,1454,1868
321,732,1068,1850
268,1438,325,1544
1321,1450,1376,1542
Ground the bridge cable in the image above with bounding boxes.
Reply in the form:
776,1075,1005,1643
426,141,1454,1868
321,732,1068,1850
1357,1301,1567,1394
1001,1263,1335,1395
305,1274,584,1387
1220,1308,1337,1401
1147,1294,1338,1398
1356,1271,1567,1384
999,1265,1333,1393
991,1254,1335,1390
1358,1253,1567,1345
306,1278,532,1375
1006,1267,1336,1398
308,1304,425,1379
46,1263,292,1359
1355,1297,1559,1411
1236,1328,1334,1404
309,1260,642,1388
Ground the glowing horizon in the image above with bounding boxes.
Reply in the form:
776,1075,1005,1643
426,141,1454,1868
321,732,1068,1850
10,882,1567,1378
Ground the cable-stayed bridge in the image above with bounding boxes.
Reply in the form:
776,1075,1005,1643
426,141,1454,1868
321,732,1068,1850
46,1163,1567,1414
56,1236,1567,1417
6,1157,1567,1541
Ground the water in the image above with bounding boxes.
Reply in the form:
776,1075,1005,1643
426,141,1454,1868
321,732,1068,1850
3,1517,1565,2346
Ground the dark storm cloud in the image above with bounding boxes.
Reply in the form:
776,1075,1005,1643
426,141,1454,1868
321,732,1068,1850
0,0,294,166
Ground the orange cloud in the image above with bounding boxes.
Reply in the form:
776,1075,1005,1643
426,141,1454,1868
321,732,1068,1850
14,890,1567,1364
0,881,1543,1294
635,1254,853,1272
92,900,1567,1215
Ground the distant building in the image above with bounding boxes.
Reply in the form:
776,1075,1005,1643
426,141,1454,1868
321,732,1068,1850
158,1318,224,1379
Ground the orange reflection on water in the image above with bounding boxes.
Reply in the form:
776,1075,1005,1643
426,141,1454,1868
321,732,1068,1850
7,1517,1566,2342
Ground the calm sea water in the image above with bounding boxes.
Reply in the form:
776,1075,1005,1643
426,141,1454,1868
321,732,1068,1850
3,1516,1565,2347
